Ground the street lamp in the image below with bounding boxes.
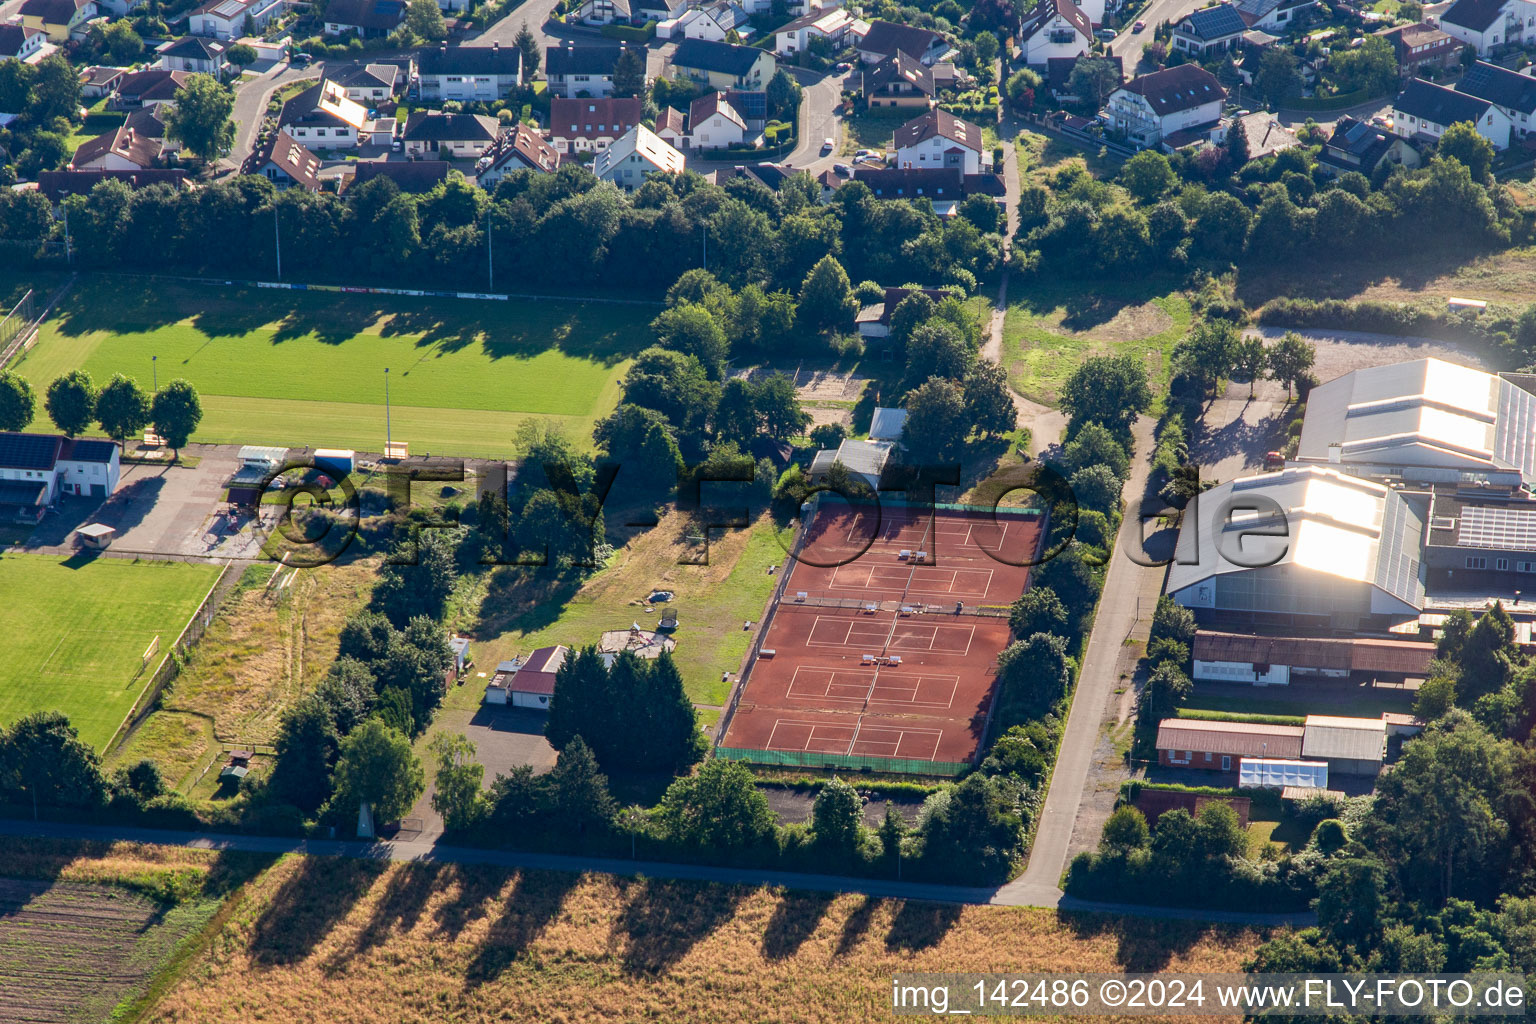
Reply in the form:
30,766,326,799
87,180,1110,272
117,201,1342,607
152,355,157,394
384,367,391,453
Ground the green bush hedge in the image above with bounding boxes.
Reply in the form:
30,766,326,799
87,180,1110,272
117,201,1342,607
1174,708,1307,727
1282,88,1380,112
601,20,656,40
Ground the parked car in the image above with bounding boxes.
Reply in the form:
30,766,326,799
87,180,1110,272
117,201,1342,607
855,148,880,160
833,162,852,176
820,137,834,155
834,61,852,72
1133,19,1145,29
1094,28,1116,40
290,51,312,65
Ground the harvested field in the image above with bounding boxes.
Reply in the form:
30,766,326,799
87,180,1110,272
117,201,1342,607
1237,244,1536,307
144,855,1268,1024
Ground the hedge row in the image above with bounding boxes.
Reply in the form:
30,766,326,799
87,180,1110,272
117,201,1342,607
1174,708,1307,727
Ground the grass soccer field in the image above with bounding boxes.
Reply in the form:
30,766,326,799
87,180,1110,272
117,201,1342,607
0,554,222,751
13,278,655,458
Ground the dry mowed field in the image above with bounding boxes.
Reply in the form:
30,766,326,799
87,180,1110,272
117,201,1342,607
148,855,1268,1024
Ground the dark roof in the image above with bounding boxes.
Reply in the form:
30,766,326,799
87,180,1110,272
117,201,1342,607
545,43,624,77
18,0,85,23
1319,115,1394,169
36,168,188,202
894,107,984,150
244,131,322,190
125,105,167,138
402,110,499,142
159,35,225,60
855,166,968,198
671,38,767,76
1177,1,1247,40
962,172,1007,195
714,162,795,189
1119,63,1226,114
862,49,935,97
1393,76,1491,126
0,432,62,471
1441,0,1505,32
1458,60,1536,115
0,23,40,54
0,480,48,508
328,62,400,89
116,69,189,101
483,123,559,173
1024,0,1090,42
417,44,522,77
550,96,643,139
859,19,944,58
351,160,451,191
324,0,405,28
1045,55,1123,95
59,438,117,463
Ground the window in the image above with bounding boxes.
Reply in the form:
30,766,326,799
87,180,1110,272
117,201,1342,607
1518,561,1536,573
1467,556,1488,569
1498,558,1510,570
1221,756,1231,771
1204,752,1213,762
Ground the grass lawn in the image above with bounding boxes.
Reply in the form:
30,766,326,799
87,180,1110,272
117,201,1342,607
999,280,1192,407
0,554,222,751
839,107,913,154
60,98,126,158
140,852,1268,1024
13,277,654,458
454,511,788,709
1183,688,1414,719
1016,130,1125,185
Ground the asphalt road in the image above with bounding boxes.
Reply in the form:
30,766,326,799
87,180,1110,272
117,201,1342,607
228,61,320,169
0,818,1315,923
1109,0,1208,64
780,67,849,174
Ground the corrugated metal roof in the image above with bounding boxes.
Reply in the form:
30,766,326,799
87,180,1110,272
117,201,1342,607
1302,715,1386,762
1239,758,1329,790
1195,631,1435,674
1155,718,1305,758
832,439,893,478
870,407,908,441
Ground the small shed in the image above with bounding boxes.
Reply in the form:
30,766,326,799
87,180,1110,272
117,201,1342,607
75,522,116,550
448,635,471,678
1302,715,1387,776
869,406,909,442
484,646,567,710
238,446,287,470
1239,757,1329,791
313,448,355,477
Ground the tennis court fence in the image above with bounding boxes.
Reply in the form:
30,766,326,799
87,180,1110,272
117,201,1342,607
715,745,970,777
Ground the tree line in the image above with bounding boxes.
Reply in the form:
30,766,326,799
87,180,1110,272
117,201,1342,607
0,368,203,458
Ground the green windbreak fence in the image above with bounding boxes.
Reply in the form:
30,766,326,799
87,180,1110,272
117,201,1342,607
716,746,970,777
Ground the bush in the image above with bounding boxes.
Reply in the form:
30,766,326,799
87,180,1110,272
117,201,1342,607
601,20,656,40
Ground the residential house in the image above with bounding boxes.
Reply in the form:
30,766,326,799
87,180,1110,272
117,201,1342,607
328,61,400,103
1390,75,1510,148
35,168,187,203
711,161,797,188
893,107,985,173
350,160,452,191
156,35,227,74
1102,63,1226,150
280,79,372,149
1191,631,1436,685
401,109,499,158
189,0,287,39
323,0,405,36
19,0,93,42
655,104,687,147
0,22,45,60
122,104,176,155
1437,0,1536,53
544,42,628,98
1302,715,1387,777
1316,115,1421,177
808,438,893,489
1019,0,1092,66
632,0,688,19
683,90,748,148
1167,466,1428,630
851,166,1004,214
242,130,322,190
476,122,560,186
1376,22,1460,77
1230,0,1318,32
484,647,568,708
1045,55,1123,103
0,433,120,523
726,88,768,129
854,286,954,339
1456,59,1536,140
78,65,125,99
1155,718,1306,775
773,4,860,55
548,96,643,154
592,123,685,190
860,50,935,108
113,69,189,108
857,18,946,64
1171,1,1247,54
416,43,522,101
669,38,776,90
71,123,167,170
577,0,628,24
667,0,751,40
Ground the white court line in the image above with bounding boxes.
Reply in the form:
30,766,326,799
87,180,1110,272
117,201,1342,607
849,725,943,761
766,718,857,752
804,614,897,649
888,623,976,655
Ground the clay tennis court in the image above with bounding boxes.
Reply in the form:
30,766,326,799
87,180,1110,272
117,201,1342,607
719,503,1045,772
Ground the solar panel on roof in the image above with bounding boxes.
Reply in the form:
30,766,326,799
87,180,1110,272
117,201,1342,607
1458,505,1536,550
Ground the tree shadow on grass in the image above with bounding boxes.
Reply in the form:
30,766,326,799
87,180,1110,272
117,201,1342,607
248,856,386,967
833,894,880,958
1057,911,1229,972
614,876,749,976
433,863,509,941
762,889,837,961
470,567,583,641
885,899,963,953
462,869,583,988
325,860,439,971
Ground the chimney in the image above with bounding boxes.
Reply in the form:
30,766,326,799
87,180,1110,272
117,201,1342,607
440,43,447,57
492,40,499,52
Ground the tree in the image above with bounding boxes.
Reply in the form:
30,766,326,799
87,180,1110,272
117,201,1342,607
613,47,646,98
594,403,683,484
963,361,1016,438
30,54,79,122
546,736,616,833
163,73,235,165
1100,805,1150,854
1119,150,1176,204
0,59,35,114
902,378,969,461
1191,192,1252,261
878,804,907,861
1315,857,1389,947
45,370,96,437
1069,57,1122,107
1070,463,1122,516
995,632,1073,726
1254,47,1303,109
651,302,728,379
811,776,864,850
1438,121,1495,184
0,371,35,432
917,773,1026,878
405,0,446,39
113,759,166,804
635,651,708,773
1415,673,1457,720
1142,662,1192,719
1009,586,1068,639
151,378,202,458
1175,319,1238,395
513,22,541,77
1329,36,1398,97
331,719,424,832
765,67,801,121
225,43,258,68
1231,334,1267,398
754,372,810,440
657,758,775,848
99,20,143,65
0,712,107,813
94,374,151,442
797,255,857,335
1059,353,1151,430
1063,421,1129,479
269,695,338,814
1266,330,1315,399
429,732,486,831
903,320,972,388
1194,801,1247,860
1004,67,1042,112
